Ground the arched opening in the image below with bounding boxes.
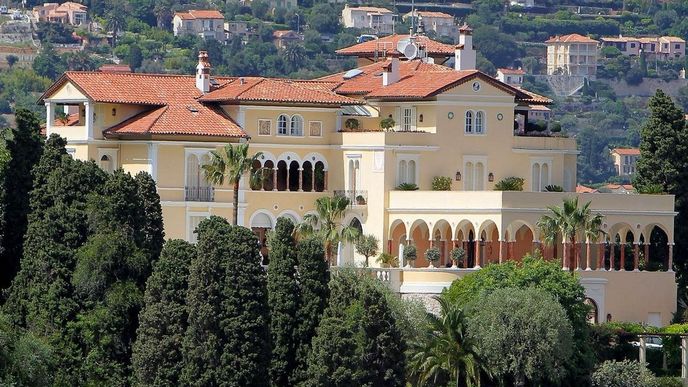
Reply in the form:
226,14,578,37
251,212,273,264
531,163,541,192
475,162,485,190
250,159,262,190
288,160,300,191
290,115,303,136
314,161,325,192
541,163,549,188
350,217,362,234
277,114,288,135
513,224,534,262
465,162,474,191
302,161,313,192
263,160,275,191
100,154,113,173
399,160,408,185
276,160,288,191
584,298,599,324
407,160,416,185
409,220,430,267
648,226,668,271
389,220,407,262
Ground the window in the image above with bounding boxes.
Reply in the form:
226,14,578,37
98,149,118,174
277,114,288,135
463,157,486,191
309,121,322,137
186,151,213,201
100,155,113,173
397,155,418,186
465,111,473,133
188,214,209,243
290,115,303,136
676,44,681,49
401,107,415,131
475,111,484,134
258,119,271,136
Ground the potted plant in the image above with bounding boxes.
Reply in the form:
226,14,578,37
345,118,360,131
380,117,395,131
494,177,525,191
450,247,466,268
425,246,441,268
376,252,397,268
403,244,416,268
356,194,366,205
431,176,452,191
396,183,419,191
544,184,564,192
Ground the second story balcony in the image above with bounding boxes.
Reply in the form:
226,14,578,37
185,186,214,202
334,190,368,206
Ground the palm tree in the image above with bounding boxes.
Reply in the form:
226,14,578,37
202,143,263,225
296,195,359,265
408,296,485,387
538,197,604,270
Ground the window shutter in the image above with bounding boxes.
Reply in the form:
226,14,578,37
394,107,401,131
410,107,417,131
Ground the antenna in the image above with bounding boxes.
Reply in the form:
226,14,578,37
403,43,418,60
410,0,415,35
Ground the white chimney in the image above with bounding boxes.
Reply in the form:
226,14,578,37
196,51,211,93
455,23,476,71
382,57,399,86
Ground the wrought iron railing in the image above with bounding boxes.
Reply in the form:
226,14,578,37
185,186,214,202
333,190,368,206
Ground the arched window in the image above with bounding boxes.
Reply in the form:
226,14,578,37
464,162,474,191
290,115,303,136
277,114,288,135
465,111,473,133
350,218,363,234
531,163,541,192
541,163,549,189
314,161,325,192
263,160,275,191
276,160,288,191
288,160,300,191
475,111,484,133
302,161,313,192
399,160,407,185
475,162,485,190
407,160,416,184
250,159,262,190
100,155,113,173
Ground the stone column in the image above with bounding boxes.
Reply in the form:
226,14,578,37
286,168,291,191
576,242,582,270
562,242,568,270
462,241,468,268
620,242,626,271
644,243,650,271
681,336,687,379
610,242,615,271
633,243,640,271
474,240,481,268
669,243,674,272
272,168,277,191
45,102,53,136
532,240,540,256
499,240,505,264
585,240,592,271
639,335,647,365
597,242,605,271
323,170,328,191
451,240,459,268
298,168,303,192
310,165,315,191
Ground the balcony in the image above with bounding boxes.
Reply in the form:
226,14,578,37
185,186,215,202
334,190,368,206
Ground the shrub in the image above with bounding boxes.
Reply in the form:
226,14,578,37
534,119,548,132
425,247,440,263
431,176,451,191
591,360,658,387
380,117,395,131
403,245,417,261
376,252,398,268
396,183,419,191
549,121,562,133
450,247,466,266
655,377,682,387
545,184,564,192
344,118,360,130
494,177,524,191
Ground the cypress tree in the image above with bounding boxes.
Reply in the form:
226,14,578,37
268,217,299,386
132,240,195,387
292,236,329,384
304,313,362,386
0,109,44,289
182,216,270,386
134,172,164,263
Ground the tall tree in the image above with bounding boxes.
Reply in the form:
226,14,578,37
292,236,329,385
268,217,299,386
202,143,263,225
408,296,483,387
297,195,360,264
134,172,165,263
133,239,195,387
182,217,270,385
635,89,688,284
0,109,44,289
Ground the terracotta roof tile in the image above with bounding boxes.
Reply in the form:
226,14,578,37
336,34,455,57
199,77,361,105
175,9,224,20
410,11,453,18
611,148,640,155
348,6,393,13
576,184,597,193
545,34,598,44
498,68,525,75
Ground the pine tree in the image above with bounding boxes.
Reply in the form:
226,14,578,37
134,172,164,263
268,217,299,386
293,236,329,385
0,109,44,289
132,239,195,387
304,314,362,387
182,217,270,386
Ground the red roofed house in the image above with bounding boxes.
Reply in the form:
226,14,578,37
496,68,525,86
173,9,225,42
402,11,457,39
342,5,395,35
33,2,88,26
272,30,301,49
546,33,598,76
39,38,678,326
610,148,640,176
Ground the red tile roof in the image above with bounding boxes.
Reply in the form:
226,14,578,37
175,9,224,20
576,184,597,193
54,113,80,126
498,68,525,75
611,148,640,155
409,11,453,18
41,72,245,138
545,33,598,44
199,77,361,105
349,6,393,13
99,64,132,73
336,34,455,57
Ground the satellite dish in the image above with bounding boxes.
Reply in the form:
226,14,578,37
403,43,419,60
396,38,410,54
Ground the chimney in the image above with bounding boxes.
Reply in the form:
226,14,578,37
455,23,476,71
382,56,399,86
196,51,211,93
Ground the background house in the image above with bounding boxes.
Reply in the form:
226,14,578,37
496,68,525,86
546,33,598,76
342,5,395,35
403,11,456,39
173,10,225,42
272,30,301,49
610,148,640,176
600,35,685,60
32,2,87,26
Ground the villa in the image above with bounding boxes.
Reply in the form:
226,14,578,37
39,27,677,326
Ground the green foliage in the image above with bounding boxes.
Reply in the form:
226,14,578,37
625,67,645,86
355,234,379,267
134,172,165,263
450,247,466,266
0,109,43,289
268,217,299,386
431,176,452,191
467,287,573,386
396,182,419,191
32,44,66,80
132,239,195,387
376,252,398,268
344,118,360,130
591,360,658,387
494,176,524,191
297,195,359,263
545,184,564,192
403,244,417,261
473,26,523,68
182,216,270,386
425,246,440,263
292,236,329,385
380,117,395,131
0,312,55,386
